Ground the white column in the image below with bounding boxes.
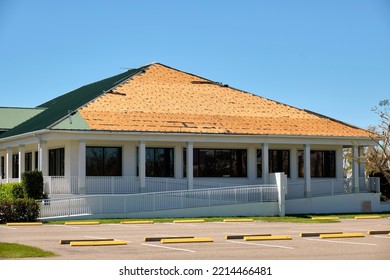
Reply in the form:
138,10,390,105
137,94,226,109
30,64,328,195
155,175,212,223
18,145,25,182
289,148,298,181
262,143,269,184
174,145,183,179
6,147,12,182
78,140,86,194
304,144,311,197
38,140,48,176
336,147,344,180
359,147,366,178
247,146,257,184
186,142,194,190
139,141,146,190
352,145,360,193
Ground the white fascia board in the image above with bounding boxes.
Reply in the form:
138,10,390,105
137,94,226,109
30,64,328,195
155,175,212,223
38,130,376,147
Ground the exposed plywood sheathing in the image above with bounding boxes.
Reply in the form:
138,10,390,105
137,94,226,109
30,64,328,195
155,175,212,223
79,63,371,137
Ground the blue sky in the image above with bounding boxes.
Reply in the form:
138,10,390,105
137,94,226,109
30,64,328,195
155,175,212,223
0,0,389,129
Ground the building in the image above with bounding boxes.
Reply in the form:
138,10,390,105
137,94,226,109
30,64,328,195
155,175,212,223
0,63,387,218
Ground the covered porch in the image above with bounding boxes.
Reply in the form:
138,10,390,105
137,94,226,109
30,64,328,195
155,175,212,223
0,131,376,200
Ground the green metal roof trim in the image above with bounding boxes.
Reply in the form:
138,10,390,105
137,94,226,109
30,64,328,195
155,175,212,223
0,66,146,139
0,107,46,130
51,112,90,130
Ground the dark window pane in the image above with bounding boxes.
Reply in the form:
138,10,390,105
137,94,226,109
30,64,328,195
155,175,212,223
86,147,122,176
145,148,174,177
49,148,64,176
298,150,336,178
12,154,19,178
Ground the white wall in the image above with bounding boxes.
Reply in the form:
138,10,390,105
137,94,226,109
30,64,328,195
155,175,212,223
286,193,390,214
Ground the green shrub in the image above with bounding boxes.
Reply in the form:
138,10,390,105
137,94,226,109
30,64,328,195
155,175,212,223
0,183,24,200
0,199,40,224
21,170,44,199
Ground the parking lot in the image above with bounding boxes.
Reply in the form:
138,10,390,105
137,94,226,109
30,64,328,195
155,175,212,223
1,217,389,260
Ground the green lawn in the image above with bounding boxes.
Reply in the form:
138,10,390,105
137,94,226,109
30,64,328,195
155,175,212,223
0,242,56,259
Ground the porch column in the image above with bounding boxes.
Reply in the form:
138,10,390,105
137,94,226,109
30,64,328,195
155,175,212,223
352,145,360,193
18,145,25,183
174,145,183,179
335,147,344,180
247,146,257,184
359,147,366,178
262,143,269,184
6,147,12,183
139,141,146,190
186,142,193,190
38,140,48,176
304,144,311,197
78,140,86,194
289,148,298,181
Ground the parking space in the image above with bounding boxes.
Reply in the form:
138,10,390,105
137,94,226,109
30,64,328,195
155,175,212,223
1,218,389,260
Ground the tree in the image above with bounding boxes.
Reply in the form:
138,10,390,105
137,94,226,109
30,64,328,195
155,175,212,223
365,100,390,200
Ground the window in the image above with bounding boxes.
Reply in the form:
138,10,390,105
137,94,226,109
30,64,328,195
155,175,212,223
12,154,19,178
298,150,336,178
185,148,247,177
257,150,290,177
25,152,32,172
86,147,122,176
49,148,65,176
34,151,39,170
144,148,174,177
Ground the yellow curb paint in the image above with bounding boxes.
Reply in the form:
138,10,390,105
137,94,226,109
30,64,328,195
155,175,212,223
173,219,205,223
145,236,194,242
59,239,114,245
121,221,154,224
225,234,271,240
6,222,43,226
299,232,343,237
311,217,339,220
64,221,100,225
223,219,254,222
70,240,127,246
367,230,390,235
244,235,292,241
355,216,381,219
320,233,365,239
160,237,213,244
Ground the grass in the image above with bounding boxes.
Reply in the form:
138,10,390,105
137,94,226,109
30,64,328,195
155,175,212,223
0,242,56,259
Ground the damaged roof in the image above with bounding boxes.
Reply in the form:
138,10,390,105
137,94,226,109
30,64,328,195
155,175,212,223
0,62,373,139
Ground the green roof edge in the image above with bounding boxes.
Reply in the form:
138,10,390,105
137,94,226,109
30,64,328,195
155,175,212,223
0,66,147,139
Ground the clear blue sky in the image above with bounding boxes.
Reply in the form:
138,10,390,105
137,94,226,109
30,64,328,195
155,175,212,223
1,0,389,129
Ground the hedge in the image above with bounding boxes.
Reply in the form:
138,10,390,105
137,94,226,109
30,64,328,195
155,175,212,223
0,183,25,200
0,199,40,224
21,170,44,200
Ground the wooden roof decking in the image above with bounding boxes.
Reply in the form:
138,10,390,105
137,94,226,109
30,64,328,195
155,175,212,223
79,63,371,137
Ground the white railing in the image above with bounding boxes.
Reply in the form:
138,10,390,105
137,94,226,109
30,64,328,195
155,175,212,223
286,177,379,199
43,176,241,195
0,178,19,184
38,185,278,219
